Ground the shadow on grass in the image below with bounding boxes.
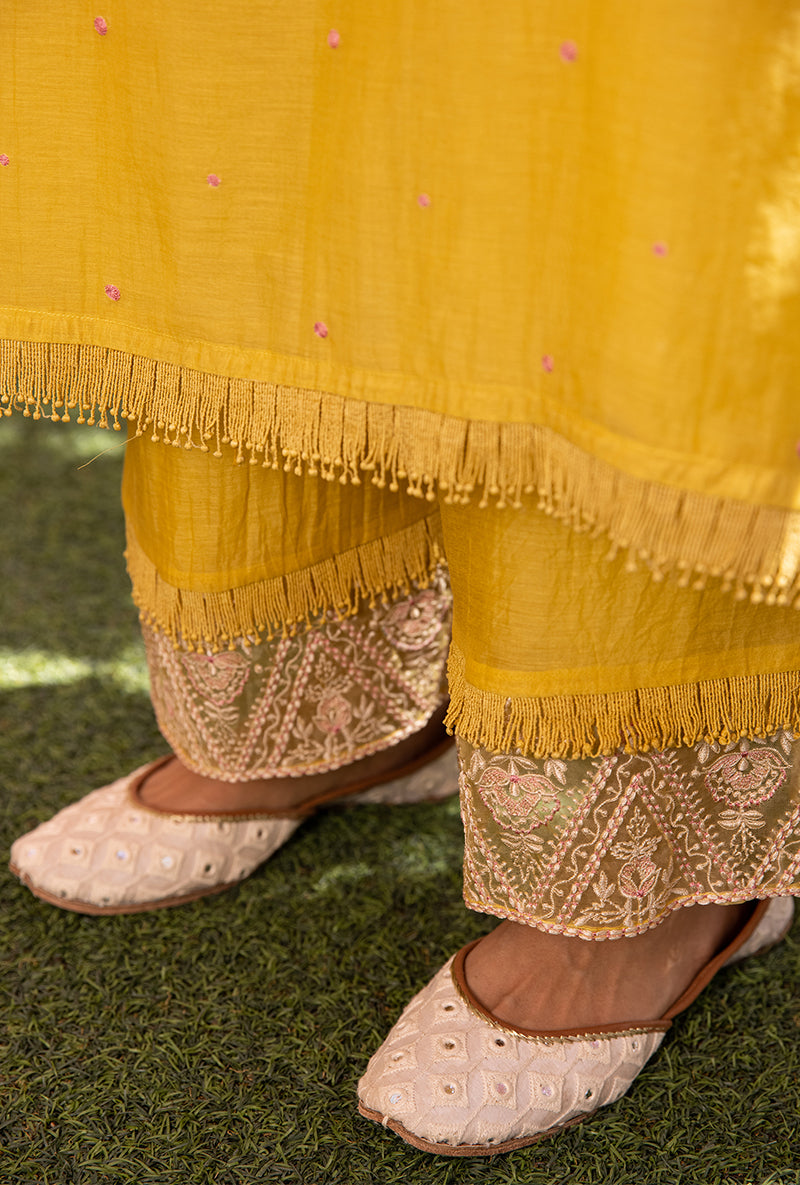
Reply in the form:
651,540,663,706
0,416,137,662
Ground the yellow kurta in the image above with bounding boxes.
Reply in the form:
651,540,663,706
3,1,800,753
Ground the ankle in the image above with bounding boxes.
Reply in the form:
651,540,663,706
138,705,448,815
464,901,753,1032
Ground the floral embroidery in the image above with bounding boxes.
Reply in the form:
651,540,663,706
618,855,659,900
704,741,788,807
327,30,341,48
381,590,448,651
207,174,221,188
315,692,352,735
417,193,431,208
313,321,329,339
542,355,554,372
104,285,121,302
653,241,668,256
559,41,578,63
144,573,451,780
180,650,251,707
478,764,561,834
460,730,800,939
94,16,108,35
0,155,9,167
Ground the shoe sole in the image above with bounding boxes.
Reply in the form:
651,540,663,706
357,1100,590,1156
7,864,240,915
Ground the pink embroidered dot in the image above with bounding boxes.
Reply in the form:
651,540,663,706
94,16,108,35
327,29,340,48
207,174,221,188
0,155,9,167
104,284,121,302
560,40,578,62
653,241,668,256
313,321,329,339
417,193,431,207
542,354,554,372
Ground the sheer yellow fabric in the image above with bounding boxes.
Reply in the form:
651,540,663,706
3,2,800,597
442,499,800,755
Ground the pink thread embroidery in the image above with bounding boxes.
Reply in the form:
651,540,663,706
0,155,9,167
94,16,108,35
104,285,121,302
653,241,668,256
417,193,431,207
560,41,578,62
207,174,221,187
542,355,554,372
327,30,340,48
313,321,329,338
796,440,800,458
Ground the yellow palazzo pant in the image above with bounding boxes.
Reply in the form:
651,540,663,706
123,437,800,938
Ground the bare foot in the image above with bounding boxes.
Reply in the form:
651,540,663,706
137,705,448,815
464,902,753,1029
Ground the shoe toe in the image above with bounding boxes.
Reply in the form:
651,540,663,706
9,764,301,911
358,957,664,1153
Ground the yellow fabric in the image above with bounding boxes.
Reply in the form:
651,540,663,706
441,500,800,700
121,433,443,647
3,3,800,585
122,434,435,595
4,2,800,750
441,496,800,755
123,436,800,755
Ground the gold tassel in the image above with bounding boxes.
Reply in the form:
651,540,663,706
4,339,800,603
444,643,800,758
125,515,445,651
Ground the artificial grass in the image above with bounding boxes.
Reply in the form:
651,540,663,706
1,416,799,1185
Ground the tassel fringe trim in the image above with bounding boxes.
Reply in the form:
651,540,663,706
125,516,445,651
4,339,800,604
444,644,800,758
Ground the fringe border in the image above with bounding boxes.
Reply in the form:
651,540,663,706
444,643,800,758
4,338,800,604
125,515,445,651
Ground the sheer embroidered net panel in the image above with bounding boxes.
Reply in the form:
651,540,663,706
459,732,800,939
144,575,452,782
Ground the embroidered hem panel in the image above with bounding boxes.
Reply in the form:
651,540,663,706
459,733,800,939
143,586,451,782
